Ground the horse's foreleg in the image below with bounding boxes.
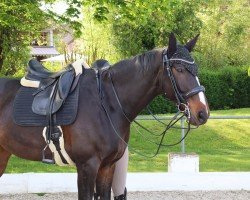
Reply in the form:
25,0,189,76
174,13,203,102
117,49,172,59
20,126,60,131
95,164,115,200
76,158,100,200
0,146,11,177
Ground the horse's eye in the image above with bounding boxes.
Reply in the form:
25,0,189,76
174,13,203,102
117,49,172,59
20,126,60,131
176,68,184,73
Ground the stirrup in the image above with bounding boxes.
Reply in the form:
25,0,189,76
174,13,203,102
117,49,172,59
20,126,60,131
42,144,55,164
114,188,127,200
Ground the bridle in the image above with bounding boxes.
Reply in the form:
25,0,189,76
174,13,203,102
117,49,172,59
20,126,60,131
162,50,205,121
95,48,206,157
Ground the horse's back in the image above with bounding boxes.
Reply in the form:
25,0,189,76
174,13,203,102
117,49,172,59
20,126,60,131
0,78,20,108
0,78,20,94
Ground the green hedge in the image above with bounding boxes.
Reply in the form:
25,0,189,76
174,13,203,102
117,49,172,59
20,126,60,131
144,66,249,114
200,66,249,110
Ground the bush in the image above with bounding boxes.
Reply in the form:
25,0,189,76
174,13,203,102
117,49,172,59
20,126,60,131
141,96,177,115
146,66,249,114
200,66,249,110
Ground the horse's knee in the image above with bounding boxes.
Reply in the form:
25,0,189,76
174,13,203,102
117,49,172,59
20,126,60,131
0,146,11,177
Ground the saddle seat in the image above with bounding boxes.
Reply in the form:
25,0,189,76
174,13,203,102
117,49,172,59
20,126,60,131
26,59,69,81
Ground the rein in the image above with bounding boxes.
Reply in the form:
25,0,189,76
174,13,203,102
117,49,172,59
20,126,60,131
95,48,204,158
97,73,192,158
109,73,191,148
100,87,191,158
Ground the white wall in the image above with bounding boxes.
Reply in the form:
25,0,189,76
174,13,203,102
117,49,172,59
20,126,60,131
0,172,250,194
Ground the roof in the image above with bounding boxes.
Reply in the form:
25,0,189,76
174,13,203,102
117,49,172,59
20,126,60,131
41,54,66,62
31,46,60,56
41,54,85,62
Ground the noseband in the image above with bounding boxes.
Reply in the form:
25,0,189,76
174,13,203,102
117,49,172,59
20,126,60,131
163,50,205,119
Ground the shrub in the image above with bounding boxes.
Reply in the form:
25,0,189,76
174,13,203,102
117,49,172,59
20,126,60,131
146,66,249,114
200,66,249,110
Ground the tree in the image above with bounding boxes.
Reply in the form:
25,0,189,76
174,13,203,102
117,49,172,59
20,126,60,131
0,1,48,75
0,0,83,75
109,0,202,58
194,0,250,68
0,0,127,75
77,7,120,65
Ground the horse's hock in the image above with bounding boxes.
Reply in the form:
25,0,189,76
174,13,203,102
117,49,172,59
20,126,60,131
168,153,199,173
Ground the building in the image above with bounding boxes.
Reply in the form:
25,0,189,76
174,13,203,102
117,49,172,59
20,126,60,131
31,28,60,61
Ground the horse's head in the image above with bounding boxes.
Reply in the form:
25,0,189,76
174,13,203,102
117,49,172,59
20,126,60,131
162,33,210,126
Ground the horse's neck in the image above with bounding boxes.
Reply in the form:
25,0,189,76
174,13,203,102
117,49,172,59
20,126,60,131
110,52,163,120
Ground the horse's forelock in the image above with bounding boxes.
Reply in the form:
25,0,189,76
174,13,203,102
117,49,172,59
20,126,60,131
171,45,198,76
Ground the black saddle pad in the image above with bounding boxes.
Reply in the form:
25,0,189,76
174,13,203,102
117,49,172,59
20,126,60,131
13,84,79,126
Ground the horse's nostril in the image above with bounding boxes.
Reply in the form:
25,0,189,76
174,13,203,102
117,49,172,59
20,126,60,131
198,110,207,124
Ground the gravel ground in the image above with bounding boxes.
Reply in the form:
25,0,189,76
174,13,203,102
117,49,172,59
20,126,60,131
0,190,249,200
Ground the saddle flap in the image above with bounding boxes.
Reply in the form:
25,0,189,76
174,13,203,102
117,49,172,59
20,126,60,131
58,70,75,99
31,70,76,116
32,82,59,115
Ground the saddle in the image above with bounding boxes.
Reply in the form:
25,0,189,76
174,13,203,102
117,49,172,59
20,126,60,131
13,59,82,164
26,60,77,115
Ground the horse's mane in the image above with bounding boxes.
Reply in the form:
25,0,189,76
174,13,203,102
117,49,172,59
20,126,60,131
111,49,162,74
133,49,162,72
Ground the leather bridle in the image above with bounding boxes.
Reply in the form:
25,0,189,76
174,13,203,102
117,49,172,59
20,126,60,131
95,49,206,158
162,50,205,120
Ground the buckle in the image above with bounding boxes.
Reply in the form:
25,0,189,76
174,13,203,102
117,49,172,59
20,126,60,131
178,103,191,121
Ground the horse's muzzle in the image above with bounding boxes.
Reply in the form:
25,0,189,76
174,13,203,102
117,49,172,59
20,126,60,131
189,108,209,126
197,109,209,125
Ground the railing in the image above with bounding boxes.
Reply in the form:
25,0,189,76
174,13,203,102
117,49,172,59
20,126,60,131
135,115,250,153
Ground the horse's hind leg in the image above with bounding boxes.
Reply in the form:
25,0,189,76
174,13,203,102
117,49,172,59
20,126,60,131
0,145,11,177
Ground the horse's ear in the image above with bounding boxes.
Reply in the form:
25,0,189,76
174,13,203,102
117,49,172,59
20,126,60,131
167,32,177,58
185,34,200,52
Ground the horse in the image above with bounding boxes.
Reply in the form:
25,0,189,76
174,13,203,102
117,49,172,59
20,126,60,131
0,33,209,200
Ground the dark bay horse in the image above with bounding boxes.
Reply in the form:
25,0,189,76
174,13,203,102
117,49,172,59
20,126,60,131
0,33,209,199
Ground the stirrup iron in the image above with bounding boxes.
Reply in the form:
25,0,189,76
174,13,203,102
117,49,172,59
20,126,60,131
42,144,55,164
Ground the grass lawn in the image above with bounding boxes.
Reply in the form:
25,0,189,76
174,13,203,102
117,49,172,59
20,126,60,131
5,108,250,173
